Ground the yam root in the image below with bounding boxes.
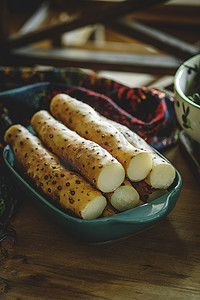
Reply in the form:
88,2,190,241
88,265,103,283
101,116,176,189
105,178,140,211
31,110,125,193
50,94,152,182
4,125,107,220
131,181,167,203
101,202,118,218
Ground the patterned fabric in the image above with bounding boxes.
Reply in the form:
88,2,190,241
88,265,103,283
0,66,179,145
0,66,179,259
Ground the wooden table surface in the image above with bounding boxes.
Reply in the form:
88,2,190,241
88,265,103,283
1,141,200,300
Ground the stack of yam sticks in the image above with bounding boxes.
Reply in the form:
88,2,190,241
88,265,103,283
4,94,176,220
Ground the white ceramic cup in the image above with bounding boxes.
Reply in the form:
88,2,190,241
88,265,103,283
174,54,200,143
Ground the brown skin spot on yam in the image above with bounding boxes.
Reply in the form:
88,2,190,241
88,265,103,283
69,198,74,204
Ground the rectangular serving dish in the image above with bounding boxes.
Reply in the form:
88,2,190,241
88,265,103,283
3,145,182,243
1,81,182,243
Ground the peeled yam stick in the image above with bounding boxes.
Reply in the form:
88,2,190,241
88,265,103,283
31,110,125,193
101,116,176,189
50,94,152,181
131,181,167,203
4,125,107,220
101,196,144,218
105,178,140,211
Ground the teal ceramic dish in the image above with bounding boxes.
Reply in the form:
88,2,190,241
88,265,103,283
3,145,182,243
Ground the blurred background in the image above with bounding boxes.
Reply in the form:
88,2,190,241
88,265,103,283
0,0,199,90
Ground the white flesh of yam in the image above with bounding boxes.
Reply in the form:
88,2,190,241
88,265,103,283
4,125,107,220
50,94,153,182
105,178,140,211
101,116,176,189
31,110,125,193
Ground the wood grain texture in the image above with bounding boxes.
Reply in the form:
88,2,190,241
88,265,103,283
1,144,200,300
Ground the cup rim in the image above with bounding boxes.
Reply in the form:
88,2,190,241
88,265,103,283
174,54,200,110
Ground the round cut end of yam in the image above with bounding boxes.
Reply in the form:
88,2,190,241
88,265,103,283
150,163,176,189
110,185,140,211
81,196,107,220
97,163,125,193
127,152,152,181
